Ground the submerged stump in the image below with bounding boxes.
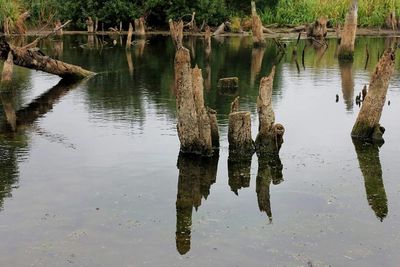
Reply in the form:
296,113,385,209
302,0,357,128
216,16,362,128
255,67,285,157
338,0,358,60
351,48,395,142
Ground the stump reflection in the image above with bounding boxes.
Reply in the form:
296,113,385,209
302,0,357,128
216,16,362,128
228,159,251,195
353,140,388,221
175,153,219,255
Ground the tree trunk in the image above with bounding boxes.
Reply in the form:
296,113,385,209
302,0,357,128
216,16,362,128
338,0,358,60
126,22,133,47
351,48,395,142
0,37,94,80
86,17,94,33
169,20,184,50
251,1,265,46
134,17,146,36
255,66,285,157
228,97,255,161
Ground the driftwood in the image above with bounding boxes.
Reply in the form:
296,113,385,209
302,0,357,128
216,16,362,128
251,1,265,46
126,22,133,47
338,0,358,60
306,17,328,39
86,17,94,33
255,67,285,157
228,97,255,161
351,48,395,142
213,23,226,36
207,107,220,149
169,20,184,49
0,37,95,80
134,17,146,35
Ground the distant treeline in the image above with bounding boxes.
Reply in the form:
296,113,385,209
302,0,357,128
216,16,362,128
0,0,399,31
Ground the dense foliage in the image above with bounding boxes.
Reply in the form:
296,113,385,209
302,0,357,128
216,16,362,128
1,0,400,31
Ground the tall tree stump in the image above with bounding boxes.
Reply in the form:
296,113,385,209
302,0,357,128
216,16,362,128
169,20,184,50
86,17,94,33
351,48,395,142
255,67,285,157
126,23,133,47
134,17,146,36
251,1,266,46
338,0,358,60
228,97,255,161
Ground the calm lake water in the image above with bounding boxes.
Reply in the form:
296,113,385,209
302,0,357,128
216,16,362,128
1,35,400,266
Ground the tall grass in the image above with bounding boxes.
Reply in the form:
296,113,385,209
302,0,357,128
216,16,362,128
261,0,400,27
0,0,23,32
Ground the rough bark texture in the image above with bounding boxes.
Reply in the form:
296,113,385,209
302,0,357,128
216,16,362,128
54,20,63,35
126,22,133,47
207,107,220,149
169,20,184,50
0,37,94,80
255,67,285,157
174,48,218,155
228,96,254,161
353,140,387,221
192,66,213,155
251,1,266,46
306,17,328,39
338,0,358,60
351,48,395,142
134,17,146,36
176,153,218,255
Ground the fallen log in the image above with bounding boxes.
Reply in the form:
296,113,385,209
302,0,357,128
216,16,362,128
228,97,255,161
338,0,358,60
0,37,95,80
255,67,285,157
351,48,395,142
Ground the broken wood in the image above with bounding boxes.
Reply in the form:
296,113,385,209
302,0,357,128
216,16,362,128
351,48,396,142
213,23,226,36
207,107,220,149
169,20,184,50
228,97,255,161
134,17,146,36
306,17,328,39
255,66,285,157
126,22,133,47
86,17,94,33
338,0,358,60
251,1,266,46
0,37,95,80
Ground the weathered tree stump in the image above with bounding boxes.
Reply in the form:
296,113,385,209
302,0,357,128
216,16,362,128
126,22,133,47
353,140,387,221
169,20,184,50
351,48,395,142
54,20,63,35
134,17,146,36
251,1,266,46
255,67,285,157
204,26,212,59
228,97,255,161
207,107,220,149
86,17,94,33
174,48,218,156
306,17,328,39
176,153,218,255
338,0,358,60
1,51,13,83
218,77,239,95
0,37,94,80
